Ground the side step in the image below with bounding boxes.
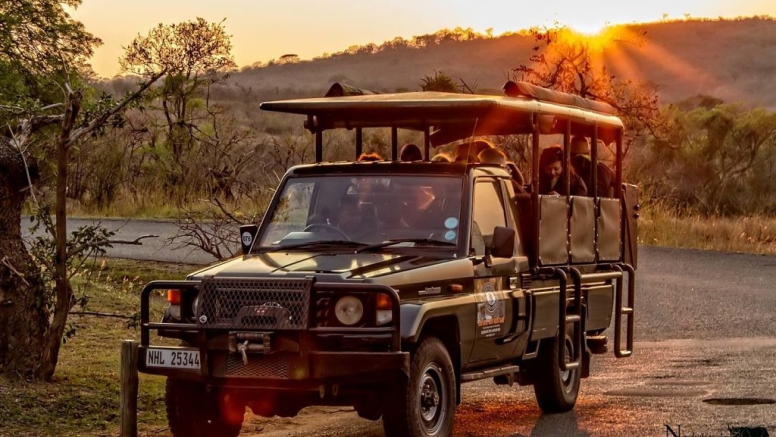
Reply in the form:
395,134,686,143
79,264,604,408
586,335,608,354
461,365,519,383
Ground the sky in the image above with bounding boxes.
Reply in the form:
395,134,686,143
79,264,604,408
68,0,776,78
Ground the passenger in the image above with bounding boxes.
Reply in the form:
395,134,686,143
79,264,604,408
399,143,423,161
538,145,587,196
570,136,614,197
431,152,453,162
478,148,507,165
453,139,494,163
357,152,383,162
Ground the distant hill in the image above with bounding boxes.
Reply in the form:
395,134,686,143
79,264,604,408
228,17,776,108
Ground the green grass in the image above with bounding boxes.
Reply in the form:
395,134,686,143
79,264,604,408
0,259,193,437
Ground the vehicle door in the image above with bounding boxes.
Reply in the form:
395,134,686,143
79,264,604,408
467,177,523,364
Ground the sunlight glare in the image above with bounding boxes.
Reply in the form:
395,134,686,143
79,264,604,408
560,25,622,52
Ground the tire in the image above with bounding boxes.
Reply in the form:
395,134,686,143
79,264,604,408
165,378,244,437
532,323,581,413
383,336,457,437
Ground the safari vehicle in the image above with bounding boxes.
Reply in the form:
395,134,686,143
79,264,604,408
136,81,638,437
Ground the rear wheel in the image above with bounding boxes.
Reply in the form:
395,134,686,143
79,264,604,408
383,337,456,437
533,324,581,412
165,378,244,437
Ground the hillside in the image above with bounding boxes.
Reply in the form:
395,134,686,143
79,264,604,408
229,17,776,108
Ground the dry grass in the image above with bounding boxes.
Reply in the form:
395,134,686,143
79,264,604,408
0,259,193,437
640,203,776,255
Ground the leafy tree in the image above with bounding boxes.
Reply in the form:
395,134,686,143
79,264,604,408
120,18,236,190
0,0,101,106
0,0,99,380
0,1,166,380
638,103,776,214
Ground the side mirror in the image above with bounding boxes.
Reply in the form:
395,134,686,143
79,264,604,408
491,226,515,259
239,224,259,256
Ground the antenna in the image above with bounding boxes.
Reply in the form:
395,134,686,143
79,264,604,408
466,117,479,163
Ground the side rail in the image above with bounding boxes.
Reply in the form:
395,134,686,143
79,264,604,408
535,268,582,372
533,265,634,363
611,264,635,357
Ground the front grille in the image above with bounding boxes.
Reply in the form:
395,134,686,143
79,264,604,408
226,352,293,378
196,277,312,330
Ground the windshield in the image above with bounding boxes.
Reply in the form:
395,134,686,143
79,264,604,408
257,174,464,251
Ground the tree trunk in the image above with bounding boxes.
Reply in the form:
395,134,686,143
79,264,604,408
37,90,82,380
0,141,49,379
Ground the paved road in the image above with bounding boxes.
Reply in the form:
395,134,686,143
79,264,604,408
31,219,776,436
23,217,226,265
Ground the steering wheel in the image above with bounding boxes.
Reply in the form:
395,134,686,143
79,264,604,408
302,223,351,241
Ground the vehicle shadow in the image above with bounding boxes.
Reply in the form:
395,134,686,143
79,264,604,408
528,411,590,437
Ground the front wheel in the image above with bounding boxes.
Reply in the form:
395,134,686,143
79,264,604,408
532,323,581,412
383,336,457,437
165,378,244,437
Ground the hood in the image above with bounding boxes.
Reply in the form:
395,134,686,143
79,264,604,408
187,251,452,281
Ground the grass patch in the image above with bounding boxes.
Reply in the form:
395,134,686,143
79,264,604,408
640,204,776,255
0,258,195,437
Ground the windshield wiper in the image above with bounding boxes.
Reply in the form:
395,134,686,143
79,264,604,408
356,238,455,253
264,240,368,252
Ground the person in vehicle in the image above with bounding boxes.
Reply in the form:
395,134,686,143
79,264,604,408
334,194,370,239
357,152,383,162
570,135,614,197
399,143,423,161
454,139,494,163
538,145,587,196
478,148,507,165
431,152,453,162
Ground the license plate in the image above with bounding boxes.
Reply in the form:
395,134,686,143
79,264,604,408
146,348,200,370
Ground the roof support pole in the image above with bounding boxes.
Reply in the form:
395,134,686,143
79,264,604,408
532,114,541,268
591,125,599,199
615,129,623,198
564,119,571,197
315,130,323,163
355,128,363,160
424,127,430,161
391,127,398,161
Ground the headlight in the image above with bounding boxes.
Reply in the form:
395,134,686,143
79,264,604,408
334,296,364,326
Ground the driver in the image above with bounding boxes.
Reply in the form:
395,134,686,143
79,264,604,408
334,195,370,239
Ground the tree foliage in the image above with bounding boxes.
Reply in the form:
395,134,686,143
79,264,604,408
120,17,235,79
635,101,776,215
0,0,100,105
512,25,660,151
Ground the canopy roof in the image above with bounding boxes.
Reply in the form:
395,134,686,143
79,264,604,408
260,82,624,146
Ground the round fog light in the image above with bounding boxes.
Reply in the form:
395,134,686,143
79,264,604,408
335,296,364,326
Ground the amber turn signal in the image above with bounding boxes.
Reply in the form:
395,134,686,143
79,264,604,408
167,289,181,305
448,284,464,293
375,293,392,310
